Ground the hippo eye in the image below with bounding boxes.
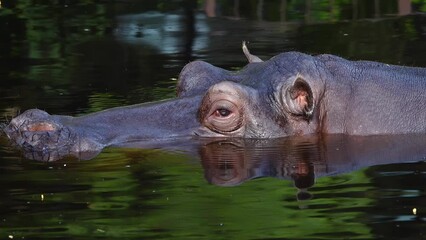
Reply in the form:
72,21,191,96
204,100,243,133
214,108,231,118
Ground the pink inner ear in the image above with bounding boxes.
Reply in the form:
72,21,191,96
28,123,56,132
293,90,309,110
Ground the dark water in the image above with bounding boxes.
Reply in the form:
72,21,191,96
1,1,426,239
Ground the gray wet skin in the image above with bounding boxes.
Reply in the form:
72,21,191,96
3,44,426,156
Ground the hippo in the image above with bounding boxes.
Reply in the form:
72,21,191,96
2,43,426,159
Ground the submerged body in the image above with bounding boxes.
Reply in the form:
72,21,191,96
3,45,426,159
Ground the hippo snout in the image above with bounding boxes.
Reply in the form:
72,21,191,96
3,109,76,158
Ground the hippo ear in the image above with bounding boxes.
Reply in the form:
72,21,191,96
283,78,314,117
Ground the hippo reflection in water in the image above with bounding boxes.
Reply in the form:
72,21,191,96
200,134,426,199
3,43,426,160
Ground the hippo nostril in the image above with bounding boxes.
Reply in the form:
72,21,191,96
27,123,57,132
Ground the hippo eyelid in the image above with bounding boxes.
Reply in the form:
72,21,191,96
198,81,250,135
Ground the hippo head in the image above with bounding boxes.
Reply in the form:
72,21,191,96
177,45,325,138
3,44,326,160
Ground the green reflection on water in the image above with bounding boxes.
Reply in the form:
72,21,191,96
0,148,377,239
